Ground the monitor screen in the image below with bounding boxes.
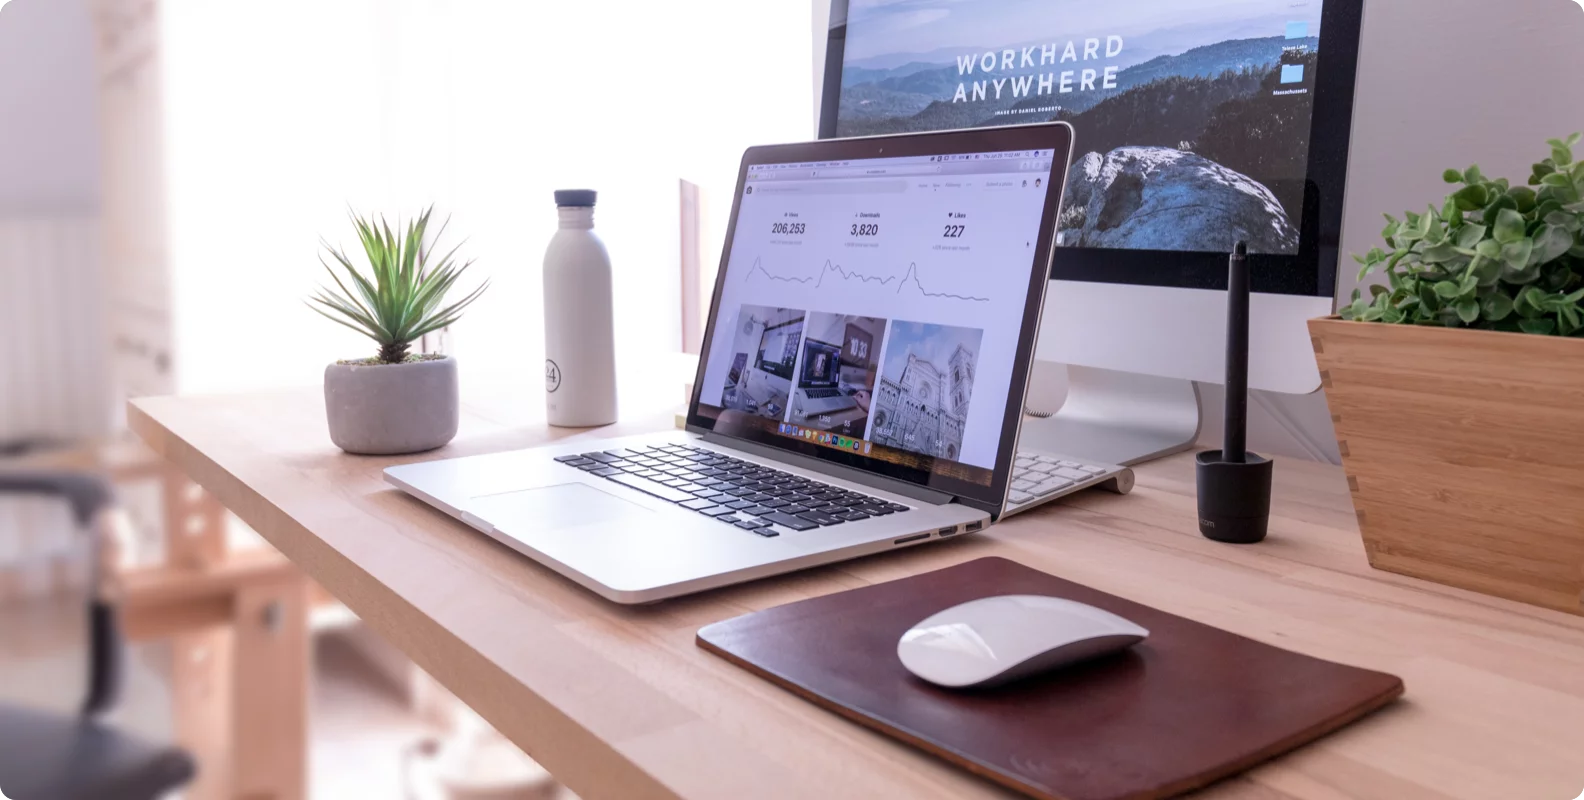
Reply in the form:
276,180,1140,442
695,146,1058,491
831,0,1329,259
800,339,843,388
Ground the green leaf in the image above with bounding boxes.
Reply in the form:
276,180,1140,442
1541,172,1572,188
1475,239,1502,258
1420,242,1458,264
1532,224,1574,264
1482,293,1514,321
1454,223,1488,249
1433,280,1463,299
1484,194,1519,226
1361,305,1384,322
1519,318,1557,336
1554,145,1574,167
1451,185,1488,211
1443,168,1464,184
1501,237,1534,269
1369,283,1390,298
1463,165,1484,184
1561,305,1583,336
1493,208,1527,244
1418,284,1440,311
1470,255,1501,287
1508,186,1538,213
1454,299,1480,324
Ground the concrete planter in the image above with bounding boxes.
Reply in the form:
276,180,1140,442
324,356,458,455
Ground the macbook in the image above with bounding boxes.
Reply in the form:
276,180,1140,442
387,123,1082,603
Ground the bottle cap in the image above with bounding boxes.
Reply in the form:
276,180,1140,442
553,189,597,207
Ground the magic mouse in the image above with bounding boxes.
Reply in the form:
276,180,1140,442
897,595,1149,689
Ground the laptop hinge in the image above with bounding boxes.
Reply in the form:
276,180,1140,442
698,430,958,507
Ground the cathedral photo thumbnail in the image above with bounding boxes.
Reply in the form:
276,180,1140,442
871,321,983,461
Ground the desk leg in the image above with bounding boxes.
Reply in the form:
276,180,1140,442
173,627,236,800
234,575,310,800
168,572,310,800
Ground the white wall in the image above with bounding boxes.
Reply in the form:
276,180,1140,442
0,0,101,215
811,0,1584,464
159,0,813,422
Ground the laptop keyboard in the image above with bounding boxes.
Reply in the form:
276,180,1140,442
554,444,909,538
802,388,843,399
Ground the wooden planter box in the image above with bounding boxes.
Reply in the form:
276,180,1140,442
1309,316,1584,615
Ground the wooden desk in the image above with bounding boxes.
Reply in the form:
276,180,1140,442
129,389,1584,800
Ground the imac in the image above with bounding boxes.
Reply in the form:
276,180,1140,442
818,0,1365,465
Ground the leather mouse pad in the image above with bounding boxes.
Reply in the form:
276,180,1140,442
697,557,1403,800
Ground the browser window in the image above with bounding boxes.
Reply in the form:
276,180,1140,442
696,149,1056,488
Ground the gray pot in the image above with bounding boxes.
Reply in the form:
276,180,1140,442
324,356,459,455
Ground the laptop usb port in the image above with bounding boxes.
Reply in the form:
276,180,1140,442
936,526,959,537
965,521,984,533
894,533,932,546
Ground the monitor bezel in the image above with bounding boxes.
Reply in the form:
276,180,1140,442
818,0,1366,300
685,124,1076,518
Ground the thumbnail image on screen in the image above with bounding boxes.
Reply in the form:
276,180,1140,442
791,314,887,438
870,320,984,462
837,0,1325,255
719,304,805,421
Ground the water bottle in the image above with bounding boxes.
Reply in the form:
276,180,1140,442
543,189,617,427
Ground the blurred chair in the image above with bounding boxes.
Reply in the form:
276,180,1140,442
0,467,195,800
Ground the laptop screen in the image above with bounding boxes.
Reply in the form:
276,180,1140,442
691,129,1070,510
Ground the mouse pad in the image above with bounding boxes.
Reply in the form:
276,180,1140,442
696,557,1403,800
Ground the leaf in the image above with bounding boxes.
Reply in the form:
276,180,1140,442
1482,292,1514,321
1475,239,1502,258
1433,280,1463,299
1464,165,1484,184
1470,255,1501,287
1484,194,1518,226
1361,305,1384,322
1561,305,1583,337
1443,168,1464,184
1494,208,1527,244
1532,223,1575,264
1452,299,1479,324
1369,283,1390,298
1455,223,1489,249
1541,172,1573,188
1420,242,1459,264
1508,186,1538,213
1519,318,1557,336
1418,284,1441,312
1502,237,1535,269
1554,145,1574,167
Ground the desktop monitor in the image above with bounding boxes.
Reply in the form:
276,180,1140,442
818,0,1366,463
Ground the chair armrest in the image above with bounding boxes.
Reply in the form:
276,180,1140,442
0,470,123,717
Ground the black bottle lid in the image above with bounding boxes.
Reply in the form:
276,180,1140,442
553,189,597,207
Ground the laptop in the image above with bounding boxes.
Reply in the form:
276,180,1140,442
386,122,1123,604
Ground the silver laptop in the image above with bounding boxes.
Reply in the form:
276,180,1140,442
387,123,1103,604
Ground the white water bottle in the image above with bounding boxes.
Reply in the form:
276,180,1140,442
543,189,617,427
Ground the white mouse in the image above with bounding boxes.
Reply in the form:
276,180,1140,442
896,595,1149,689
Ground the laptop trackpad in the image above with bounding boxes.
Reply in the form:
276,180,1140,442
466,483,651,530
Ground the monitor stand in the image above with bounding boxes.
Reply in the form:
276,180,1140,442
1017,362,1202,467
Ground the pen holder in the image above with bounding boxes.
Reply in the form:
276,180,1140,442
1195,450,1273,544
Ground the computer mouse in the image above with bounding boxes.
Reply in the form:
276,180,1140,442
896,595,1149,689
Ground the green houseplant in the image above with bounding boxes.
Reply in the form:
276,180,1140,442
1310,133,1584,615
314,208,488,455
1342,133,1584,334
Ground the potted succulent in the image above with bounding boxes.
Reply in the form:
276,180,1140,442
310,208,488,455
1310,134,1584,615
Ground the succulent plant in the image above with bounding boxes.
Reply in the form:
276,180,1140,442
1343,133,1584,335
310,207,487,363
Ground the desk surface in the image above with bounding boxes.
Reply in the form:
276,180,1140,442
129,389,1584,800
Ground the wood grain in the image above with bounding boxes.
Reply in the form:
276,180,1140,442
128,387,1584,800
1310,316,1584,614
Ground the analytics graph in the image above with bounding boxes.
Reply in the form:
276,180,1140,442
744,257,991,303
